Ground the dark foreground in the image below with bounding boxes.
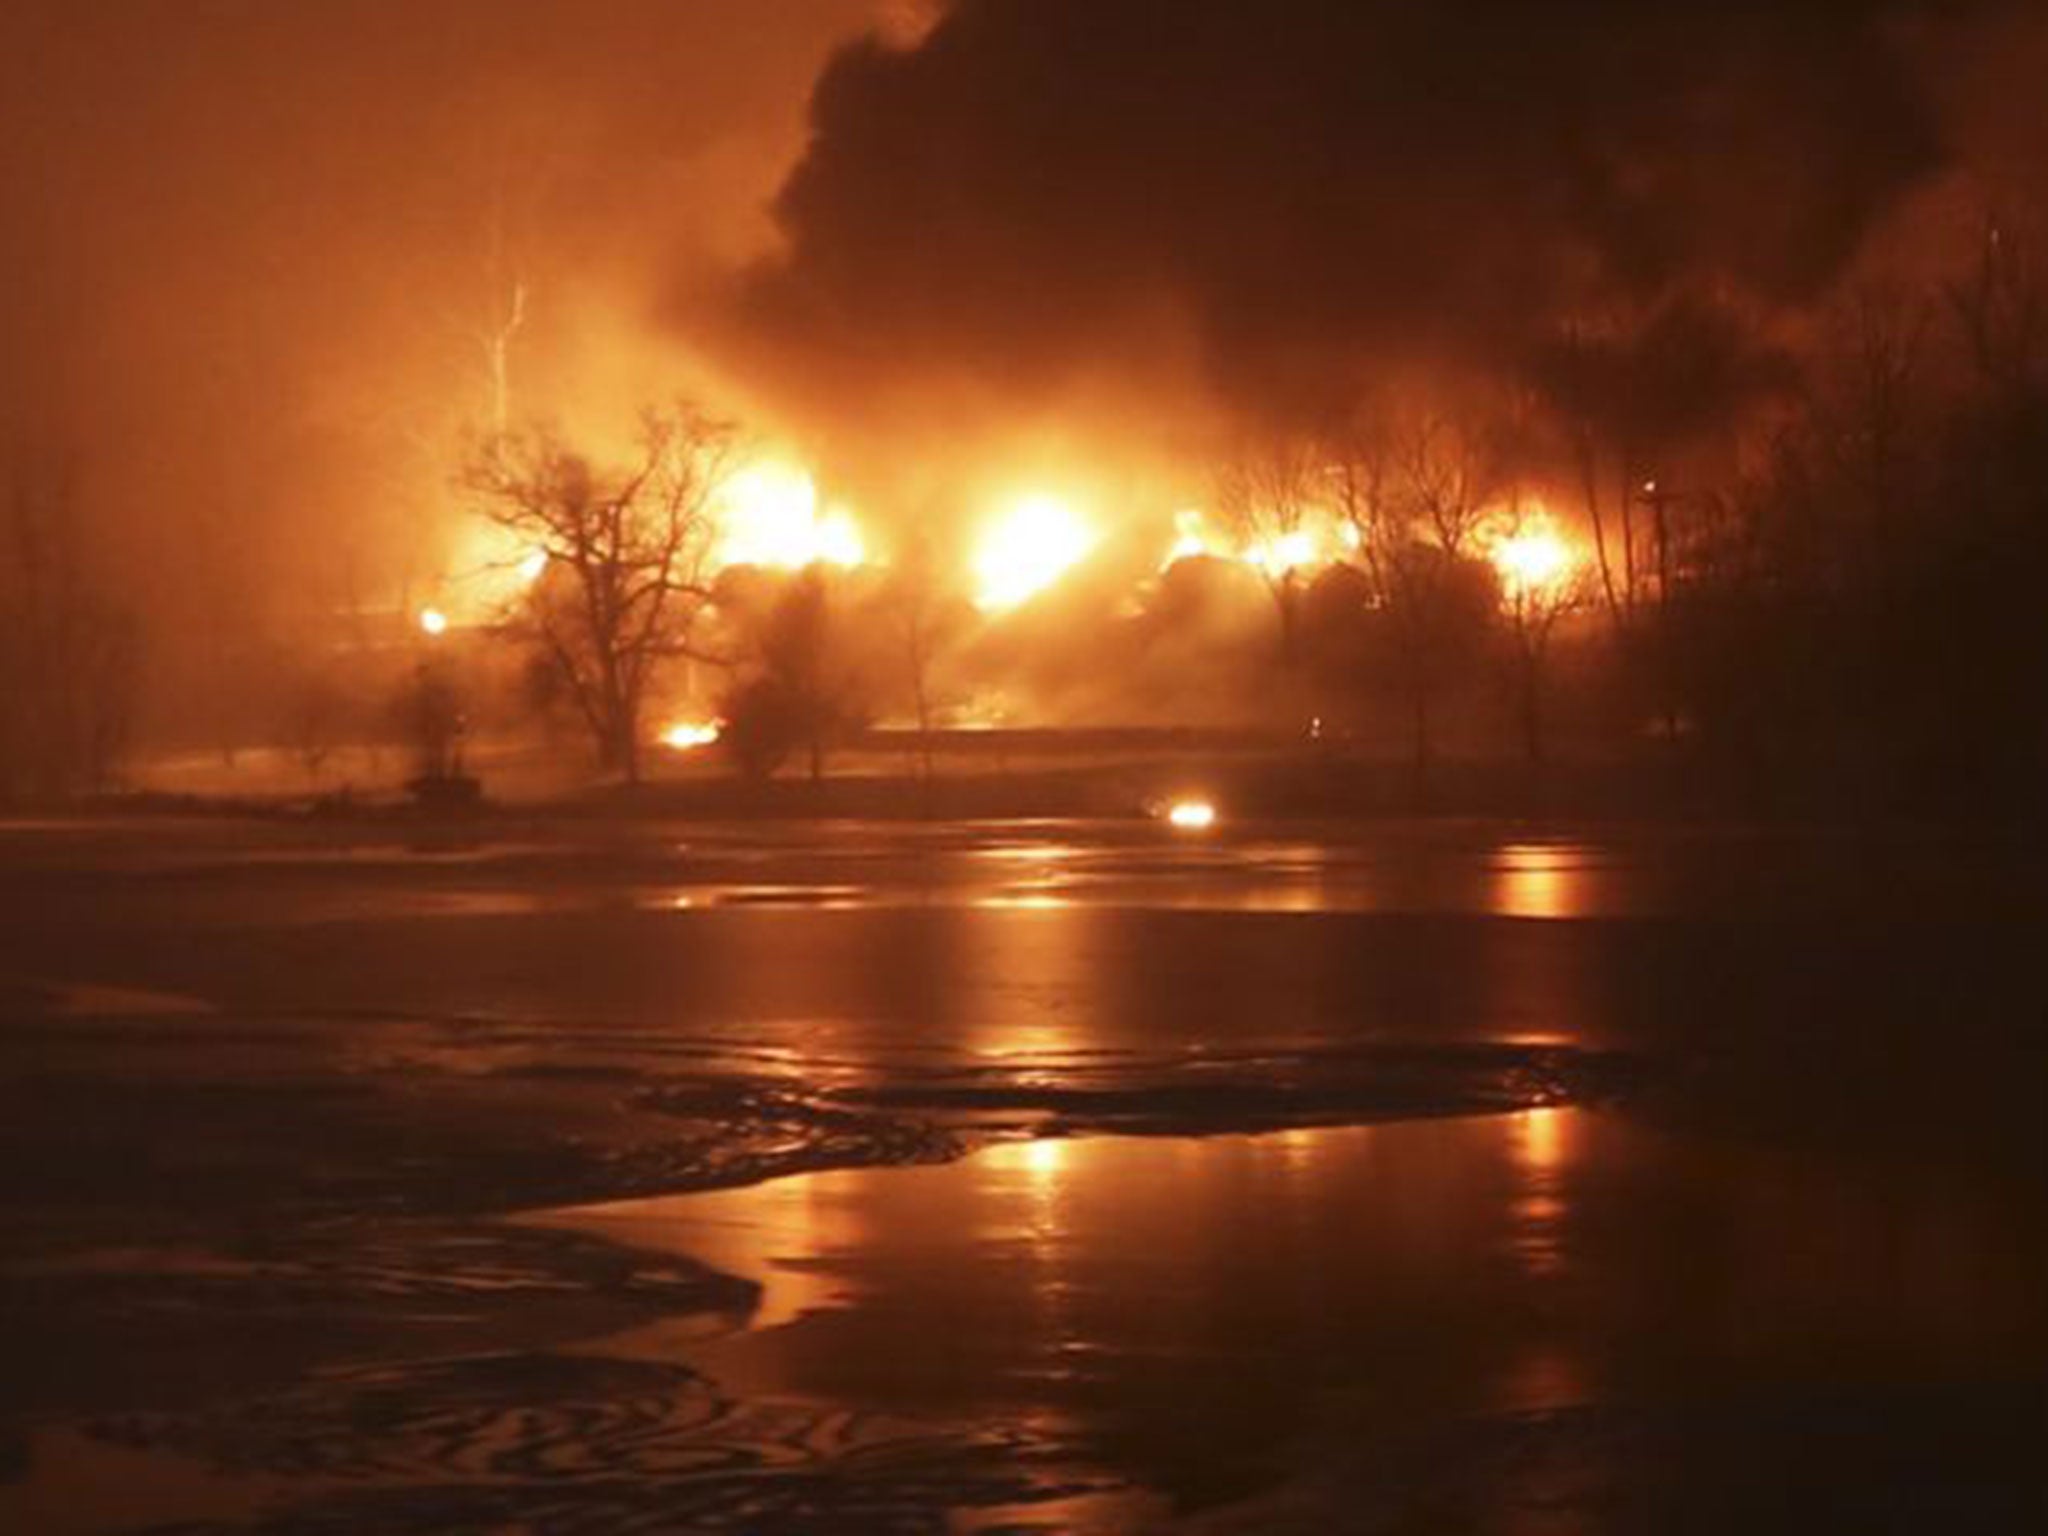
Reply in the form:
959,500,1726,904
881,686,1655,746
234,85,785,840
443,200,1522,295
0,816,2041,1533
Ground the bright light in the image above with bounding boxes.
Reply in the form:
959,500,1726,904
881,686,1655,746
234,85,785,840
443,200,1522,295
1164,508,1350,577
973,493,1095,610
417,607,449,637
1490,520,1576,600
813,508,866,568
661,721,721,751
1167,798,1217,830
1163,509,1219,569
516,548,548,583
1244,529,1319,578
716,463,866,571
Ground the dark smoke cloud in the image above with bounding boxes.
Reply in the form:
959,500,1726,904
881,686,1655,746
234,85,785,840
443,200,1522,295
746,0,1954,427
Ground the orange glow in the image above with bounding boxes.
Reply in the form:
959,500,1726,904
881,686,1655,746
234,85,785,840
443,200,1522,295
1489,517,1576,600
1019,1137,1068,1178
1167,797,1218,830
953,693,1017,730
660,720,721,751
417,606,449,637
1518,1105,1567,1172
973,493,1095,609
1491,841,1583,919
715,462,867,571
1163,508,1221,568
1162,508,1343,577
1244,528,1320,578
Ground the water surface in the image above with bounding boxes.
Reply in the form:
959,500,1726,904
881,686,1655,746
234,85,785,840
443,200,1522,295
0,817,2039,1531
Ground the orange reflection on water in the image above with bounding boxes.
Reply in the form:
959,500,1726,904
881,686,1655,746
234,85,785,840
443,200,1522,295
1496,1105,1586,1407
517,1104,2045,1491
1490,842,1588,919
975,891,1072,911
1509,1106,1575,1280
988,1138,1073,1262
1518,1104,1568,1174
1013,1136,1069,1181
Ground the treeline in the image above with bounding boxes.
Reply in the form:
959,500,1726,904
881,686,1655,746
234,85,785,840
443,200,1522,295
0,449,139,801
1170,228,2048,814
1670,243,2048,809
6,235,2044,820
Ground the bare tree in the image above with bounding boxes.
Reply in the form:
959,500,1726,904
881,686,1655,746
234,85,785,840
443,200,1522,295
1330,413,1499,776
0,442,140,800
888,530,956,791
1213,435,1324,664
717,567,875,786
465,404,733,784
282,664,345,789
1948,215,2046,395
1489,506,1592,763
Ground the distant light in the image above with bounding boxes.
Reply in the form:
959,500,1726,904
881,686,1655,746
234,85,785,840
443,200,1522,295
973,493,1095,609
1167,798,1217,830
662,721,721,751
516,548,548,583
417,607,449,637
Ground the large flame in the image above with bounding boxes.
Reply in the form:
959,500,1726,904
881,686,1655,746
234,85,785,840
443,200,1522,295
1162,508,1348,578
660,720,721,751
1490,517,1576,600
715,463,867,572
1243,529,1321,578
1163,509,1219,567
973,493,1096,610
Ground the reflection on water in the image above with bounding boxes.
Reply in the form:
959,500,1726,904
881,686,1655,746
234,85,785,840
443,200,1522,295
1490,841,1588,918
4,820,2045,1531
1511,1104,1571,1278
975,891,1072,911
543,1108,2045,1514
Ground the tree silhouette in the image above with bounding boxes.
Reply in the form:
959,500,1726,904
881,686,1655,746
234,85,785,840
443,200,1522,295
465,404,732,784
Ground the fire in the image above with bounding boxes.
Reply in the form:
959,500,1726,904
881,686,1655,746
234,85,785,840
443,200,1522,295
1490,518,1576,600
811,508,866,568
973,493,1096,610
1243,529,1320,578
417,606,449,636
715,463,867,572
1162,508,1343,577
1166,797,1217,830
661,720,721,751
1163,509,1220,568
